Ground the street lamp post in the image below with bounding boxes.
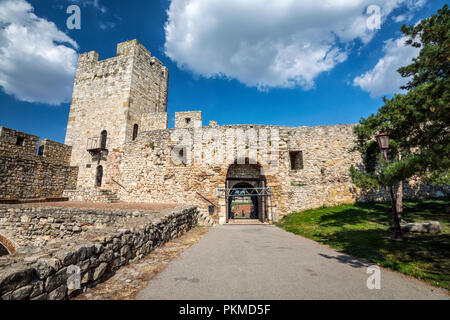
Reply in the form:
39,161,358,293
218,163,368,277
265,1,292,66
375,133,403,240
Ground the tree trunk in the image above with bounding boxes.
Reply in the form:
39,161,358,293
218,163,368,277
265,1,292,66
389,186,403,239
396,180,403,222
396,154,404,223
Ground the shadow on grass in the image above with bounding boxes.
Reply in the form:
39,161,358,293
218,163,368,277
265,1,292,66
318,200,449,229
319,203,390,227
402,199,449,224
279,199,450,289
325,228,450,288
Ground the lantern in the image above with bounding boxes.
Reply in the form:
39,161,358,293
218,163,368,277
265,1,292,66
375,133,389,150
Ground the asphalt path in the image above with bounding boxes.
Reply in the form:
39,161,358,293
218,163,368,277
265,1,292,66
137,225,449,300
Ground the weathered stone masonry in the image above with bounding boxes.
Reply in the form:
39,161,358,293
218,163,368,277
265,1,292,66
0,205,198,300
62,40,448,223
0,38,448,300
0,127,78,200
104,125,363,220
103,124,447,223
65,40,169,190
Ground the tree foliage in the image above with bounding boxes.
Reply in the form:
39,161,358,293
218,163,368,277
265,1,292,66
351,5,449,189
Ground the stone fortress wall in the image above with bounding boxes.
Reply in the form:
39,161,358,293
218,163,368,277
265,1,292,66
62,40,448,223
0,205,198,300
0,127,78,201
102,122,447,223
175,111,203,128
1,40,446,222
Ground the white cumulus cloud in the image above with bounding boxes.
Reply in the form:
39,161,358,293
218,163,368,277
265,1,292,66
0,0,78,105
164,0,426,90
353,36,420,98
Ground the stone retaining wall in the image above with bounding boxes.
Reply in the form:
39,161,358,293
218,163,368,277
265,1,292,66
0,205,155,249
0,205,198,300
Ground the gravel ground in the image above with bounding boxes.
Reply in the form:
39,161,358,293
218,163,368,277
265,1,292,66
73,226,210,300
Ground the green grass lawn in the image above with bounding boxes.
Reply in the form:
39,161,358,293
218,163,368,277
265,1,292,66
277,199,450,290
231,202,252,206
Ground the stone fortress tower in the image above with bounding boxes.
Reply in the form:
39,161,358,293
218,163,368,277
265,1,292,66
65,40,169,194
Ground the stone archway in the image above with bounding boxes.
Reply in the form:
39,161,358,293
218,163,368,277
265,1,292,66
0,233,15,256
0,243,8,256
225,160,267,223
227,182,260,220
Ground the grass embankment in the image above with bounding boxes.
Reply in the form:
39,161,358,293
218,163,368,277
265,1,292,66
277,199,449,290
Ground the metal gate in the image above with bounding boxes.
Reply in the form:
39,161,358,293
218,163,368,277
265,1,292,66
217,186,273,223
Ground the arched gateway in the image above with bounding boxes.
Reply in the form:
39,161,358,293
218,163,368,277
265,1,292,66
0,233,15,256
219,160,273,223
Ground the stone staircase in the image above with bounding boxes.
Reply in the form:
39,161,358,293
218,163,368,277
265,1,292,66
98,189,120,203
63,188,120,203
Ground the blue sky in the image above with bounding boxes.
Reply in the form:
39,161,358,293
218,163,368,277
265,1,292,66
0,0,447,143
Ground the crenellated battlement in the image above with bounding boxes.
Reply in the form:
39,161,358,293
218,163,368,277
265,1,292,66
0,126,39,159
77,50,99,64
0,127,77,201
0,127,72,165
117,39,151,58
75,40,165,74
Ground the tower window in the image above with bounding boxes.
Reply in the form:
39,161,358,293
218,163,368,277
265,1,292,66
176,147,187,164
132,124,139,141
289,151,303,170
185,118,191,124
100,130,107,149
37,145,45,156
16,137,25,146
95,165,103,187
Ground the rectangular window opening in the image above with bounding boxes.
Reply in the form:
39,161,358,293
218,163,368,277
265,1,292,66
16,137,25,146
289,151,303,170
37,145,45,156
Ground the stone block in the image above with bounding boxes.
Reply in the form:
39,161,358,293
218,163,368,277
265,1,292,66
34,258,61,279
92,243,104,255
45,267,69,292
31,293,48,300
48,284,67,300
54,250,79,266
99,249,114,263
401,221,442,234
81,271,90,285
0,267,33,295
30,280,45,299
92,263,108,281
11,284,33,300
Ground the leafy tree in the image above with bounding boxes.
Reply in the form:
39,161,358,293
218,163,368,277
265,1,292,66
351,5,449,223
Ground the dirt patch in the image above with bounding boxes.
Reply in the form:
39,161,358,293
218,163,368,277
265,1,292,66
73,226,210,300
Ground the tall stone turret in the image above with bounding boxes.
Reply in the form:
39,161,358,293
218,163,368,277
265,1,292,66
65,40,169,188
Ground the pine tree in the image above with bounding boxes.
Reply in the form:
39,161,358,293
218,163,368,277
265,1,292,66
350,5,449,225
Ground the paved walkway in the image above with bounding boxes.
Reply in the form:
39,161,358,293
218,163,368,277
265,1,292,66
137,225,449,300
